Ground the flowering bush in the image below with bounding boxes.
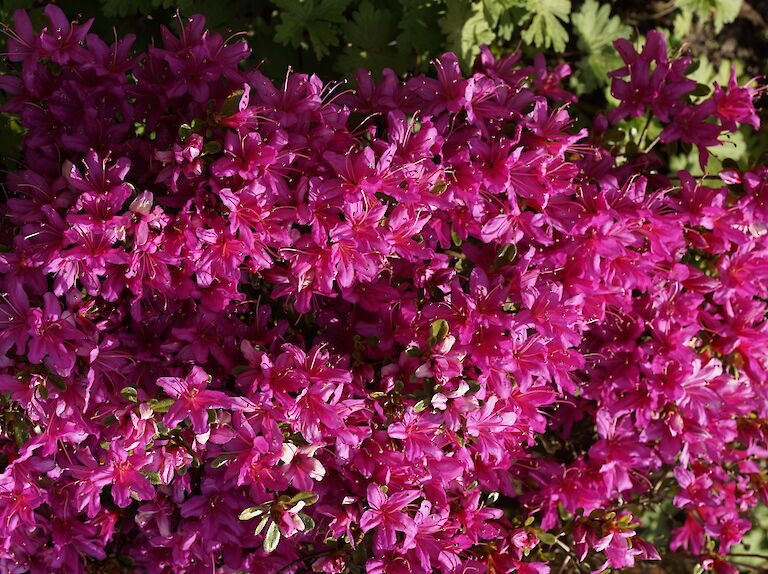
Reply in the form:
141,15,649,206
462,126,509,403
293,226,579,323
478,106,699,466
0,6,767,573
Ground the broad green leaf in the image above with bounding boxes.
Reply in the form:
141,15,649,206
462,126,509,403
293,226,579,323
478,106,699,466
439,0,496,69
572,0,629,53
570,1,628,90
520,0,571,53
676,0,742,32
397,0,445,62
335,1,406,74
273,0,352,59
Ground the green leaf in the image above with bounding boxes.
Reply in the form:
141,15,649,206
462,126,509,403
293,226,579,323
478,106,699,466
220,89,245,117
211,453,236,468
397,0,444,63
120,387,138,403
497,243,517,265
178,124,192,141
149,398,174,413
572,0,629,53
202,141,222,156
520,0,571,53
254,515,270,536
239,506,266,521
289,491,320,506
428,319,450,346
299,513,316,531
142,470,163,485
536,529,558,545
273,0,353,60
47,373,68,392
571,0,629,90
335,1,405,75
676,0,742,32
440,0,496,69
263,521,281,553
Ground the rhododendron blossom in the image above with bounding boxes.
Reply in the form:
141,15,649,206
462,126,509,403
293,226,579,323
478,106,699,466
0,7,766,574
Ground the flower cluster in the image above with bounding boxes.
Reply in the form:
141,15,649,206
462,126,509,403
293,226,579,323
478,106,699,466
0,7,766,574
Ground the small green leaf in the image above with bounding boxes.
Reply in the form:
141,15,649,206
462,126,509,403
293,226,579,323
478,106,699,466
536,530,558,545
149,398,174,413
211,453,236,468
429,319,450,346
120,387,138,403
220,90,245,117
450,227,463,246
299,513,316,531
254,515,270,536
239,506,266,521
263,521,281,553
202,141,223,156
692,82,711,97
498,243,517,264
413,399,428,413
289,491,320,506
178,124,192,141
48,373,68,392
143,470,163,485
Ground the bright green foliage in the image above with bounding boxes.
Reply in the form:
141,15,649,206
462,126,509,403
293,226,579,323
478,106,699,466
572,0,629,89
519,0,571,53
440,0,496,67
676,0,742,32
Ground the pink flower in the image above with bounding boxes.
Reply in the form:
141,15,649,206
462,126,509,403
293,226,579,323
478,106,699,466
89,443,155,508
157,366,250,435
360,485,421,549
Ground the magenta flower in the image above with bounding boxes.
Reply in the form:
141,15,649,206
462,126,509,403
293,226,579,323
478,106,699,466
360,484,421,549
89,443,155,508
157,366,249,435
0,8,766,573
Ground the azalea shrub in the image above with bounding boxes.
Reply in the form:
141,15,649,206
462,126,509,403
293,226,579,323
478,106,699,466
0,5,767,574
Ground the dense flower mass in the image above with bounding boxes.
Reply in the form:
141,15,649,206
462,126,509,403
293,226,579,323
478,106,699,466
0,7,767,573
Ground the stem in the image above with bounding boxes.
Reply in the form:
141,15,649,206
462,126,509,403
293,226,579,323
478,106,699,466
643,136,661,155
638,112,653,146
555,539,589,573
